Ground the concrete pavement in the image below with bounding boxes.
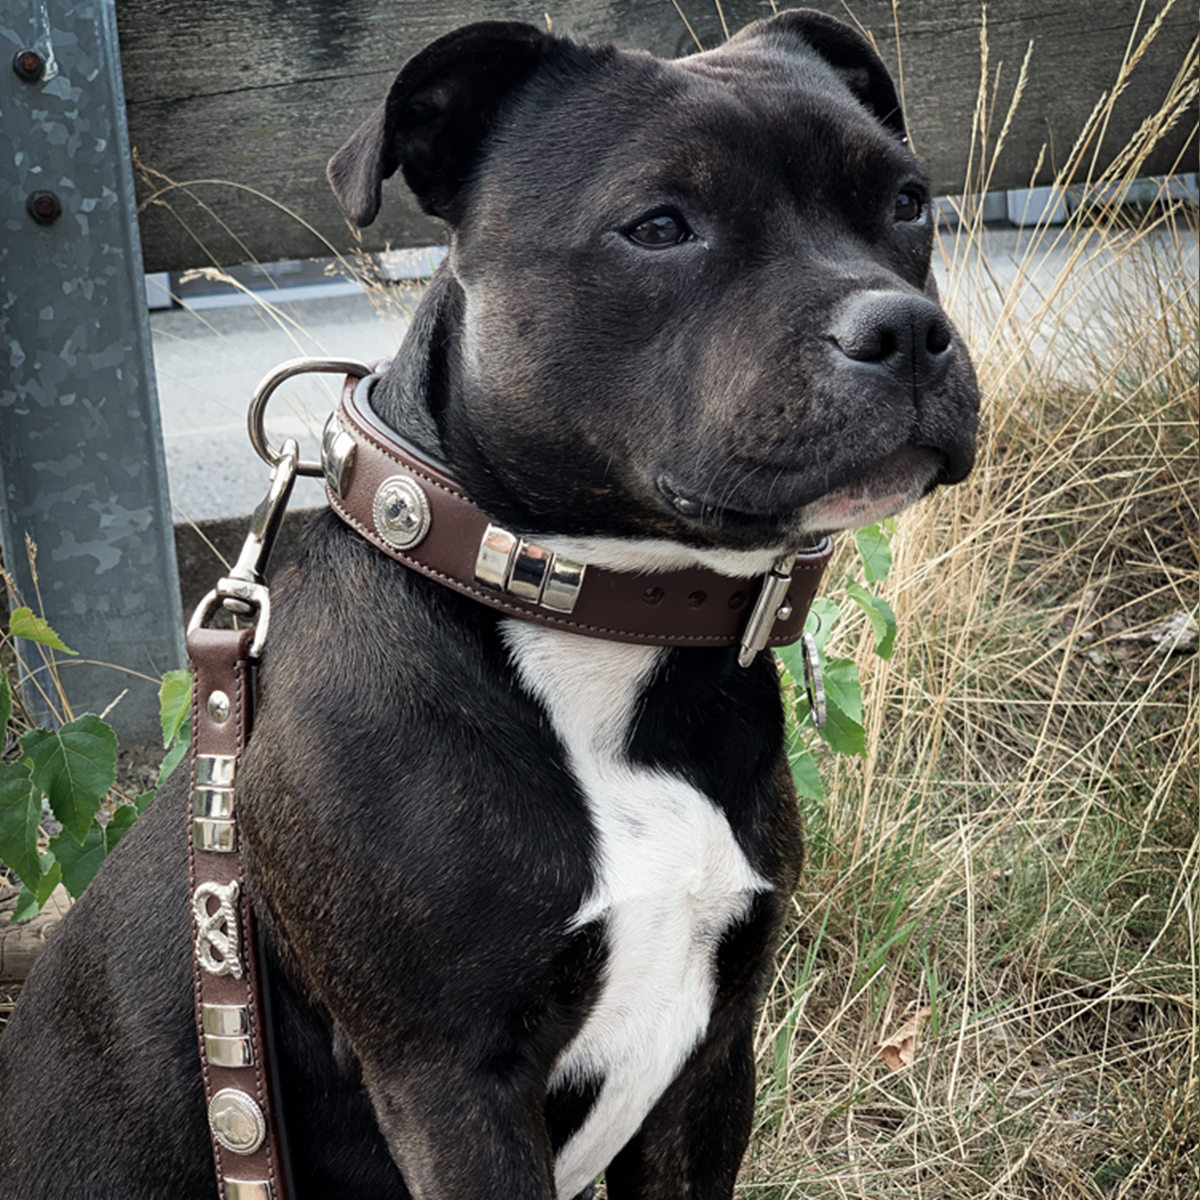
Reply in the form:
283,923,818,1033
151,286,419,523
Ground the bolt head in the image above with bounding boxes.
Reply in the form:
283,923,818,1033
13,48,45,82
27,191,61,226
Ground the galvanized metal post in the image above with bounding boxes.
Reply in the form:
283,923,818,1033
1,0,184,744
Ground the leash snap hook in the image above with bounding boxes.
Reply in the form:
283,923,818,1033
187,438,301,658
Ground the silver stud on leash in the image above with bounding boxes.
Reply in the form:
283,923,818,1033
193,881,243,978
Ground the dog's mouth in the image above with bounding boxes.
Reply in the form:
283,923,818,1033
657,475,776,530
657,444,947,539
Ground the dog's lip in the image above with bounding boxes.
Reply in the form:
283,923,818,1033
798,444,945,532
657,444,947,533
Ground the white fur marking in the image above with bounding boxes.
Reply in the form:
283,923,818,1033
501,622,770,1198
538,534,785,578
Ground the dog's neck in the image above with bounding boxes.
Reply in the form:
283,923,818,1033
370,266,458,460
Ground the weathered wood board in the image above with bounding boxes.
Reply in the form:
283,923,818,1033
116,0,1197,272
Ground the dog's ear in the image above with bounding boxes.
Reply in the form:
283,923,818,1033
327,21,557,227
737,8,907,142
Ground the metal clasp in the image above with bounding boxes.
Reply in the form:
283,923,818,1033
737,553,797,668
187,438,300,658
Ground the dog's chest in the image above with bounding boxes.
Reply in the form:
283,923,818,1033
502,624,770,1196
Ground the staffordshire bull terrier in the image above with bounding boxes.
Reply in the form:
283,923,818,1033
0,10,978,1198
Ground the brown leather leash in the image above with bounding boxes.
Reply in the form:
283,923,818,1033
187,436,303,1200
186,358,832,1197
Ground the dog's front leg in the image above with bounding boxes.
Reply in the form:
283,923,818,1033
602,1017,756,1200
356,1052,558,1199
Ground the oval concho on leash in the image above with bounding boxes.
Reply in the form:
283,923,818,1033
208,1088,267,1156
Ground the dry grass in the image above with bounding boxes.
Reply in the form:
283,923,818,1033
741,12,1198,1198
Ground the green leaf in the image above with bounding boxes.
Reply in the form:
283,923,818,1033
49,800,145,898
774,642,804,689
820,703,867,757
0,760,43,885
104,803,141,854
854,524,893,584
0,670,11,735
132,790,156,816
20,714,118,843
156,717,190,788
49,822,109,898
846,582,898,660
818,657,867,757
823,656,865,723
805,598,842,655
34,855,61,907
9,856,60,924
789,743,825,801
159,670,193,749
11,884,39,924
8,607,77,655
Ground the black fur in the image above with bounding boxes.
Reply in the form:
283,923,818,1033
0,11,978,1197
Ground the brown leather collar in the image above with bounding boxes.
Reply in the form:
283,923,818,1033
322,371,833,659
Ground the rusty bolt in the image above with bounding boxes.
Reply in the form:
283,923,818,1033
27,191,62,225
12,49,45,82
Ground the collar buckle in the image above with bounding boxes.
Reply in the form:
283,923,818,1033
737,554,799,667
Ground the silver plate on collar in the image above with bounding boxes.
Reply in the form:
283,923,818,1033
196,754,236,788
474,523,585,614
321,412,357,498
205,1033,255,1068
373,476,431,550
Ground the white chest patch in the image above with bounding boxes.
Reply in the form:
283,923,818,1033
501,622,771,1199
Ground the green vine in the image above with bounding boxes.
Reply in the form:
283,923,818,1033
0,608,191,924
777,520,898,801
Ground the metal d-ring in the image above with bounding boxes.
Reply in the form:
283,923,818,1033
800,631,827,730
248,357,372,477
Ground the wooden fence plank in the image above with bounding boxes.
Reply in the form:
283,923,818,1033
116,0,1196,272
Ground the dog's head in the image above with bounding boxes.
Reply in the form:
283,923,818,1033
329,10,979,567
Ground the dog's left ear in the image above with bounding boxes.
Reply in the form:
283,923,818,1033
734,8,907,142
328,20,559,227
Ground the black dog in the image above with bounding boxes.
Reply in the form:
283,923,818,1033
0,11,977,1197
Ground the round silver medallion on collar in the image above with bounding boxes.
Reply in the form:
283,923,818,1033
208,1088,267,1156
373,476,431,550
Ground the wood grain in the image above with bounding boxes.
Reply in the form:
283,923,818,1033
115,0,1197,272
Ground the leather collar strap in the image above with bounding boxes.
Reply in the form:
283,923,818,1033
325,372,833,655
187,626,290,1200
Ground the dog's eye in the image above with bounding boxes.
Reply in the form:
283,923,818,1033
625,210,694,248
894,191,924,223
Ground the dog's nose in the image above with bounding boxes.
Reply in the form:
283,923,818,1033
829,291,955,389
